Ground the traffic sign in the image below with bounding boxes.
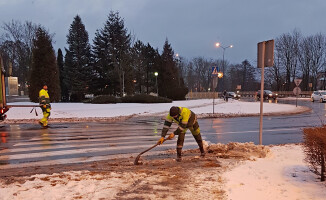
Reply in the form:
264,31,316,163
212,66,219,75
294,79,302,86
293,87,301,95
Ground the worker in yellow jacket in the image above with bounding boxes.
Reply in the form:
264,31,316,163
157,106,205,162
39,85,51,127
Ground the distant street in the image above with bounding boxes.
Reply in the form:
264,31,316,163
0,98,324,172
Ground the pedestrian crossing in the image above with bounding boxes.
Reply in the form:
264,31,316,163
0,122,200,169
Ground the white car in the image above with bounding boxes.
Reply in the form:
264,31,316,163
311,90,326,103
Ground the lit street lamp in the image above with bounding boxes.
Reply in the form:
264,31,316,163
215,42,233,90
154,72,158,95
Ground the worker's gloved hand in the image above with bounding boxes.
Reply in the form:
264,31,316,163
167,133,175,139
43,105,46,108
157,137,165,145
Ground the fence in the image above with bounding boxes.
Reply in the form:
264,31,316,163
186,91,313,99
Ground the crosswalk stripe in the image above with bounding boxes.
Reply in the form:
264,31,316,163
14,135,161,146
1,140,198,160
0,150,177,170
202,127,299,135
0,143,178,160
27,134,160,142
6,137,197,153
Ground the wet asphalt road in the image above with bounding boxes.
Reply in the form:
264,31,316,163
199,98,325,145
0,98,324,169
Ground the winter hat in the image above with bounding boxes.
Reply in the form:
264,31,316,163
169,106,180,116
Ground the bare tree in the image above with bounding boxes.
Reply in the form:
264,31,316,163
309,33,326,90
298,36,313,90
0,20,38,94
275,30,301,90
191,57,213,91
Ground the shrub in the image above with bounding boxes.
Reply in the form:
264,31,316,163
121,94,172,103
90,95,121,104
303,125,326,181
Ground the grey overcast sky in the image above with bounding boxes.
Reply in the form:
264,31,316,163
0,0,325,65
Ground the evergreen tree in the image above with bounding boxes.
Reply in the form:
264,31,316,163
131,40,146,93
57,48,69,101
91,11,132,96
143,43,161,94
29,27,60,102
159,39,188,100
64,15,91,101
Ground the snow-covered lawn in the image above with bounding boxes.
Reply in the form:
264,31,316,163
5,98,310,121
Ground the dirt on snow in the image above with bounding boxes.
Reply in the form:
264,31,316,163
0,142,271,200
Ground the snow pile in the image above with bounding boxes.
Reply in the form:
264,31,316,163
207,142,270,160
224,144,326,200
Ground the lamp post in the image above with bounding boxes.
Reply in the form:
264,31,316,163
175,53,180,86
215,43,233,90
154,72,158,95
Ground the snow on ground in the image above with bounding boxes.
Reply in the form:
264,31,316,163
224,144,326,200
5,98,309,121
1,98,324,200
1,145,326,200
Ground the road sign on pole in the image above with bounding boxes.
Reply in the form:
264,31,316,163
293,87,302,95
257,40,274,68
257,39,275,145
212,66,219,75
293,86,301,107
294,79,302,87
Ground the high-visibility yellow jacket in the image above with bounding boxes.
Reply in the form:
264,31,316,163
39,89,51,109
161,107,196,137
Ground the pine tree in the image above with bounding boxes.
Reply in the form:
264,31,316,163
91,11,132,96
29,27,60,102
57,48,69,101
159,39,188,100
143,43,161,94
64,15,91,101
131,40,146,93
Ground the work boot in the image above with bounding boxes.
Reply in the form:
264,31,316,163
200,146,205,157
194,134,205,157
176,148,182,162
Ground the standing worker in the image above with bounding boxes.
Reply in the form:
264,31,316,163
157,106,205,162
39,84,51,127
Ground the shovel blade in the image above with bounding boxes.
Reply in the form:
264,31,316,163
134,155,142,165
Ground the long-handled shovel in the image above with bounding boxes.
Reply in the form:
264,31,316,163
134,138,169,165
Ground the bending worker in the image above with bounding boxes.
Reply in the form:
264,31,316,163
157,106,205,162
39,84,51,127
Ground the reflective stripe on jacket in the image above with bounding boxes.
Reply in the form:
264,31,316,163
39,89,51,108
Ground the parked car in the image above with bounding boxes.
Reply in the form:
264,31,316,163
311,90,326,103
256,90,278,100
226,91,241,100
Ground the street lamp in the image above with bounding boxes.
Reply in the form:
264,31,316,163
215,42,233,90
175,53,181,86
154,72,158,95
